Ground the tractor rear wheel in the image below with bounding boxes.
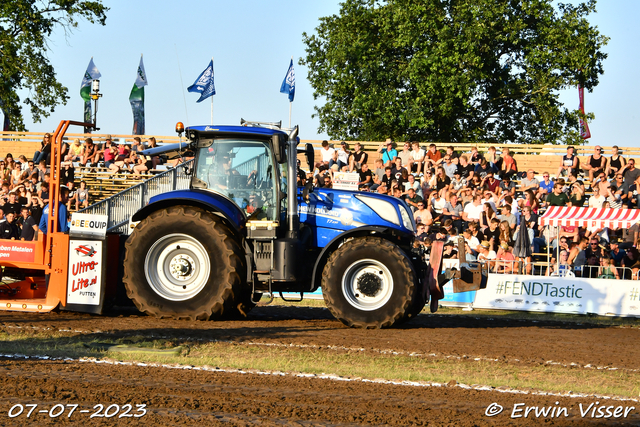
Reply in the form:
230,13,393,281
123,206,245,320
321,237,417,328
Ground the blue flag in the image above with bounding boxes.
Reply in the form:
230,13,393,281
188,60,216,103
280,59,295,102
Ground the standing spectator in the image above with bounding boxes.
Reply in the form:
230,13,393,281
18,206,37,241
410,142,425,175
0,211,19,240
556,145,579,178
378,139,397,166
582,146,607,182
606,145,626,179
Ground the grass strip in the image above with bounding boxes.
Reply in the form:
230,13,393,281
1,331,638,399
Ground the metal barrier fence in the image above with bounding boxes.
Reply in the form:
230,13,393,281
475,258,639,280
79,160,193,234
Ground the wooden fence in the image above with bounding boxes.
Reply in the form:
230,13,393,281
3,131,639,173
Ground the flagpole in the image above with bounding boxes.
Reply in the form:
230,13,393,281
211,57,214,125
289,56,293,128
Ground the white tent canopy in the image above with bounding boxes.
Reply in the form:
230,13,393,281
540,206,640,230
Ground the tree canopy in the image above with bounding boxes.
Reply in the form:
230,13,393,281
301,0,608,144
0,0,108,131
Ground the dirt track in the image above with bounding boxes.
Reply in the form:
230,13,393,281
1,305,639,426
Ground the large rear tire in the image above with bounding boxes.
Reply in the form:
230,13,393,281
123,206,245,320
321,237,417,328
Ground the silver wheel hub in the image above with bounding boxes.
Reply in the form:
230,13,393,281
342,259,393,311
145,233,211,301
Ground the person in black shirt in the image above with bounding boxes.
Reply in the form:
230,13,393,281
1,192,21,215
18,206,37,241
27,195,44,223
483,218,501,252
358,163,373,189
0,212,20,240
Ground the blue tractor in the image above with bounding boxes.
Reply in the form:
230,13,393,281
123,121,479,328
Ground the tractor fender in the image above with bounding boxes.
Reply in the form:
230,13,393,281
309,226,415,292
131,189,246,236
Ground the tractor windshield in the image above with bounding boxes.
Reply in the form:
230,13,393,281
193,139,280,221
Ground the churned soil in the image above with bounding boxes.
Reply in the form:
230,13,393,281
1,305,639,426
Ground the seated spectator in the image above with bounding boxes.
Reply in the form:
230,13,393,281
404,187,423,212
397,142,412,167
80,138,97,166
500,148,518,179
483,218,501,252
478,202,496,231
429,189,447,223
474,158,493,180
584,254,601,279
65,138,83,163
588,184,606,208
425,144,441,169
72,180,89,210
442,156,457,179
546,183,569,206
582,145,607,182
556,145,579,178
414,201,432,230
336,141,351,171
350,142,368,172
537,172,554,200
403,173,421,196
477,240,497,269
621,247,640,279
130,136,145,153
499,175,516,197
450,170,466,192
498,204,516,230
442,193,463,232
434,166,450,192
487,146,500,171
605,145,626,179
462,228,480,260
357,163,373,189
627,174,640,209
378,139,397,166
33,133,52,164
462,195,483,223
409,142,425,174
442,240,458,259
481,172,500,194
469,146,482,165
457,154,475,180
520,169,539,193
569,181,586,207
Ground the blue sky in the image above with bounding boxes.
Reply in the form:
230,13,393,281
15,0,640,148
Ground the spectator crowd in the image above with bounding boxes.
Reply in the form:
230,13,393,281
0,133,166,241
304,141,640,280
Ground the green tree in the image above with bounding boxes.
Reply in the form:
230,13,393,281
301,0,608,144
0,0,108,131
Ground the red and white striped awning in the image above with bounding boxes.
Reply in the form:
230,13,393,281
540,206,640,229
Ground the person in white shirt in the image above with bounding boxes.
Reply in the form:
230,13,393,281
318,140,335,169
588,185,606,208
336,141,351,171
462,195,484,222
410,142,426,175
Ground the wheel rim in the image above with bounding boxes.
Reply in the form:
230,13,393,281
144,233,211,301
341,259,393,311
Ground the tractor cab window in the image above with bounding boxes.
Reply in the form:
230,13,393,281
193,139,280,221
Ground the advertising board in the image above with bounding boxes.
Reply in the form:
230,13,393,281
67,240,104,306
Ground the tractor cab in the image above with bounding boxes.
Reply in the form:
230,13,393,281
184,125,291,223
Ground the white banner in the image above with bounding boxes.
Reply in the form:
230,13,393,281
473,274,640,317
67,240,103,306
332,172,359,191
69,213,108,238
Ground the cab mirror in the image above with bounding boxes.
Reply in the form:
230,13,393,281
272,134,287,164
